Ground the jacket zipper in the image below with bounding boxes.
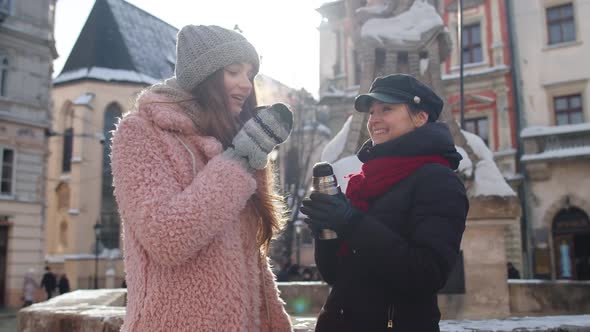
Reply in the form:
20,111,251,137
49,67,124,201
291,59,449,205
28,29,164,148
387,304,394,329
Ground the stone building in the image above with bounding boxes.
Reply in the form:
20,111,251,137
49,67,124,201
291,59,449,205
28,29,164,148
441,0,523,275
47,0,177,289
0,0,57,306
510,0,590,280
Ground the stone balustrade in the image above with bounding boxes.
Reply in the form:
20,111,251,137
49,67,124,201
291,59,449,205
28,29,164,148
17,280,590,331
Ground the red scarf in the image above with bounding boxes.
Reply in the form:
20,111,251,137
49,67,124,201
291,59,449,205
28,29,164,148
345,155,450,212
335,155,450,257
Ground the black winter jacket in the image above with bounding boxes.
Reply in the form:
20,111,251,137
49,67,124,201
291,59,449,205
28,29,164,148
314,123,468,332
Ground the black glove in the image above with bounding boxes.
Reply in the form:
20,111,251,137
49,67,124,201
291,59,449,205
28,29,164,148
300,192,364,236
302,218,323,239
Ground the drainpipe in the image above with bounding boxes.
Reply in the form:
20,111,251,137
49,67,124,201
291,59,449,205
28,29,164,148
506,0,534,279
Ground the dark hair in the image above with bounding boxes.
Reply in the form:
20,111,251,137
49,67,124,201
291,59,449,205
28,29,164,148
192,69,258,148
368,99,433,122
191,69,285,253
405,103,433,122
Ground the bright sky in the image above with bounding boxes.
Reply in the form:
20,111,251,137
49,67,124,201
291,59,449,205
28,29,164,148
54,0,326,97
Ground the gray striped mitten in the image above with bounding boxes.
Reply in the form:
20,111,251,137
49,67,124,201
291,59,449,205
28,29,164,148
232,103,293,170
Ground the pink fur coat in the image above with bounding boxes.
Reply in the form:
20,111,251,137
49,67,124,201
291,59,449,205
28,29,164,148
111,92,292,331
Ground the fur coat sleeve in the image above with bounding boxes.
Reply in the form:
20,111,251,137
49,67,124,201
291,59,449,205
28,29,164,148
111,114,257,267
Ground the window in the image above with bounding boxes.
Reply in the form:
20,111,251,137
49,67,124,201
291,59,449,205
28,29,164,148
62,128,73,173
547,3,575,45
0,55,7,97
462,23,482,64
0,0,11,20
554,94,584,125
465,117,489,146
1,148,14,195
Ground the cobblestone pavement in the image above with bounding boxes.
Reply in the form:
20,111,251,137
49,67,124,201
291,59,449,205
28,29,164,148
0,308,17,332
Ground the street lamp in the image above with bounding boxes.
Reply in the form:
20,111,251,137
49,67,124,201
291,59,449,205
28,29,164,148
93,221,102,289
294,220,304,266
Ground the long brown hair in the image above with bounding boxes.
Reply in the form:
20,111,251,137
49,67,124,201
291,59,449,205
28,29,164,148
191,69,286,253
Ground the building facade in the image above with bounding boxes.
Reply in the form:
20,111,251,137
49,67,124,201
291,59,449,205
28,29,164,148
47,0,177,289
510,0,590,280
442,0,523,272
0,0,57,306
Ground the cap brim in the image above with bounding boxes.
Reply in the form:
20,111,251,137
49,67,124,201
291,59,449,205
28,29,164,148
354,93,407,112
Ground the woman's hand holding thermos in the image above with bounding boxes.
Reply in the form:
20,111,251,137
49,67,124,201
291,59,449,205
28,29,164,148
300,162,364,239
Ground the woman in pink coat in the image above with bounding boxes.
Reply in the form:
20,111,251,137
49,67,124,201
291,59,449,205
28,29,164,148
111,25,293,331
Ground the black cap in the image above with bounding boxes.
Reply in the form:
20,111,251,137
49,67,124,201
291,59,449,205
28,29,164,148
354,74,444,122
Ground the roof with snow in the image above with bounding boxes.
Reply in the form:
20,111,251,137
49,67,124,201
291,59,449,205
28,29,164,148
55,0,178,86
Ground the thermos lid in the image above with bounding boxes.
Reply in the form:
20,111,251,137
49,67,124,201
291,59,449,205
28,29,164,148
313,162,334,177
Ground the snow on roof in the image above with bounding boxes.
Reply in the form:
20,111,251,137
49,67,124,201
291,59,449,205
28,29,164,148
361,0,443,46
462,130,516,197
521,122,590,138
321,115,353,163
522,146,590,162
54,67,159,85
442,64,509,81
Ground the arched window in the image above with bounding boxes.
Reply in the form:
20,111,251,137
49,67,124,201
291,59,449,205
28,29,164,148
100,103,122,249
553,207,590,280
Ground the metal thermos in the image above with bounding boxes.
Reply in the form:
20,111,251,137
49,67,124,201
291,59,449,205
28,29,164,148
311,162,341,240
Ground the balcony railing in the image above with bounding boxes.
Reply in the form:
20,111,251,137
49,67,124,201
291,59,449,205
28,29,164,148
521,123,590,162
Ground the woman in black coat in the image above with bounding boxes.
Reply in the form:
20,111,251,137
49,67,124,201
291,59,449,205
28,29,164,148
301,74,469,332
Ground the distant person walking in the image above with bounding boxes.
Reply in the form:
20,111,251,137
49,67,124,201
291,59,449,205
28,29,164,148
22,268,38,307
40,266,57,300
58,273,71,294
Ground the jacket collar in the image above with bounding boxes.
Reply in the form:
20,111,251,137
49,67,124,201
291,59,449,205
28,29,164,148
134,91,223,159
357,122,462,170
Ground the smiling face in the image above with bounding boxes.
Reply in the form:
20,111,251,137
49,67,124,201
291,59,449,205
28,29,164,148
367,101,429,145
223,62,255,115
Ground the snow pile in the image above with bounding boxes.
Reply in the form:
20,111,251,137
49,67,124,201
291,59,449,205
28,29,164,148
440,315,590,331
462,130,515,197
333,155,362,193
321,115,353,163
455,145,473,177
356,3,388,15
361,0,443,46
420,57,430,75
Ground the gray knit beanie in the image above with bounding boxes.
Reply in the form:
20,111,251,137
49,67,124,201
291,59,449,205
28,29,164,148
174,25,260,92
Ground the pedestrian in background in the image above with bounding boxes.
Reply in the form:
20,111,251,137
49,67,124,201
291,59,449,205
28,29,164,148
58,273,70,294
40,266,56,300
22,268,38,307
